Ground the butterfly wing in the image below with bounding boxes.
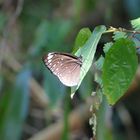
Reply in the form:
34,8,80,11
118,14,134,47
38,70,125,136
57,60,81,86
43,52,82,87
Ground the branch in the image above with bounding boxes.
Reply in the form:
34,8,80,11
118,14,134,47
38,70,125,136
105,26,140,34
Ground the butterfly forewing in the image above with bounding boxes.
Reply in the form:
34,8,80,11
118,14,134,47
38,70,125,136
43,52,82,87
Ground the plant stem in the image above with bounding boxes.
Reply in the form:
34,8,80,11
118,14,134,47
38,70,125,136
104,26,140,34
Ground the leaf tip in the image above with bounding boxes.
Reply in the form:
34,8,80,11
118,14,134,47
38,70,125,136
70,92,75,99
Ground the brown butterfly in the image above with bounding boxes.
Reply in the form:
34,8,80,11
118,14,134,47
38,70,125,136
42,52,82,87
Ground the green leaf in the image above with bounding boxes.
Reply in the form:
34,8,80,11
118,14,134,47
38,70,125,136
102,38,138,105
71,25,106,97
113,31,127,41
79,72,93,99
72,28,92,99
0,69,30,140
72,28,91,53
131,17,140,30
103,42,113,53
95,55,105,71
94,56,105,86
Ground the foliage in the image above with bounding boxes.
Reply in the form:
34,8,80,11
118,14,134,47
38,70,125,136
112,31,127,40
71,25,106,97
131,17,140,30
0,0,140,140
72,28,92,53
102,38,138,104
0,69,30,140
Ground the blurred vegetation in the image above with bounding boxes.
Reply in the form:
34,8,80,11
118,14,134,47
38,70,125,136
0,0,140,140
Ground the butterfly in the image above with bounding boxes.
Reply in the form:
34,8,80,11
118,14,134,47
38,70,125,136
42,52,82,87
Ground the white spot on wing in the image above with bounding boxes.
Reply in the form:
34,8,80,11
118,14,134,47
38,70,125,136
53,64,56,67
48,59,52,63
47,54,53,59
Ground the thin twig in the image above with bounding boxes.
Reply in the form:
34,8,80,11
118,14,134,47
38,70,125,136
105,26,140,34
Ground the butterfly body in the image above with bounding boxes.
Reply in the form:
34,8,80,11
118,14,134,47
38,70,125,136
42,52,82,87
